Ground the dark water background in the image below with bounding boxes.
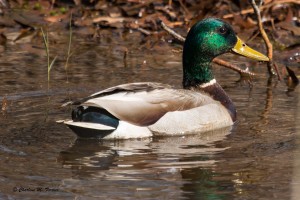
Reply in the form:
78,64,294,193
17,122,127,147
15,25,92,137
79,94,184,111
0,30,299,200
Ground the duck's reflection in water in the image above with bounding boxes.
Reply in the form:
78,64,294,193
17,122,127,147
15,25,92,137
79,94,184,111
58,127,232,199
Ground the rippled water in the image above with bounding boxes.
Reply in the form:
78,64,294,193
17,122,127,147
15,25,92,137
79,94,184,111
0,30,299,200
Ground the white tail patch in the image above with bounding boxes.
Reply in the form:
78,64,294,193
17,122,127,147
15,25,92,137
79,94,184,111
63,120,116,130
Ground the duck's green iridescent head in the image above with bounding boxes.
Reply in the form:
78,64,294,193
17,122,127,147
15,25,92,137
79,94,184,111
182,18,269,87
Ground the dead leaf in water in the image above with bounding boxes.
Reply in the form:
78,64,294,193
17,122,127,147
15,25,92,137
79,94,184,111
271,29,300,49
273,6,300,36
286,66,299,84
44,13,69,23
92,16,127,28
233,15,257,29
285,66,299,92
13,28,35,42
11,10,46,28
93,16,126,24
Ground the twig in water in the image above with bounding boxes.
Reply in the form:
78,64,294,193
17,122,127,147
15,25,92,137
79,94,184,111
223,0,300,19
64,12,73,83
160,21,255,77
250,0,281,80
213,58,255,77
137,27,151,36
160,21,185,43
123,47,128,68
41,28,57,90
41,27,57,122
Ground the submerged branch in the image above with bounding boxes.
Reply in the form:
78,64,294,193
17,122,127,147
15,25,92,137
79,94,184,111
213,58,255,77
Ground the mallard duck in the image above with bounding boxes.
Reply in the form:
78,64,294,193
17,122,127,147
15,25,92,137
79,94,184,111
60,18,269,139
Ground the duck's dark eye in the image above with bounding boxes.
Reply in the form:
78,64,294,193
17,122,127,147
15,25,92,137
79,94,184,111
218,26,227,34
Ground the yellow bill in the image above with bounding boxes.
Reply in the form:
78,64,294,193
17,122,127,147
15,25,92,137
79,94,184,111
232,37,269,62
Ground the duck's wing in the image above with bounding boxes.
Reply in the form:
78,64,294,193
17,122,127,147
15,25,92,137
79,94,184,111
65,82,172,106
65,82,215,126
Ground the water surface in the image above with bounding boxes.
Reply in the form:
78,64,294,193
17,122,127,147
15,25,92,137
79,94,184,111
0,30,299,200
